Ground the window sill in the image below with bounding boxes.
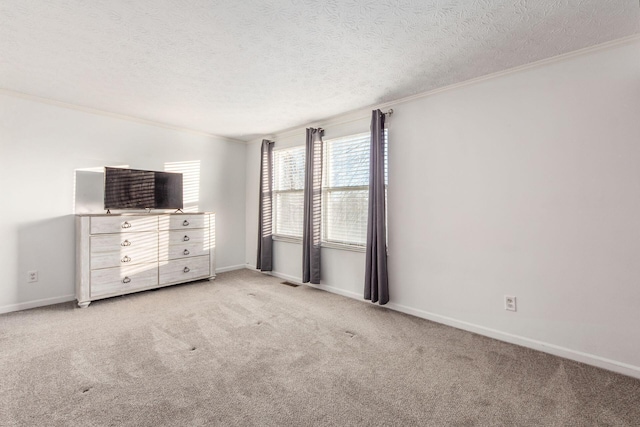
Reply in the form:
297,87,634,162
272,235,302,244
321,241,366,253
272,235,366,253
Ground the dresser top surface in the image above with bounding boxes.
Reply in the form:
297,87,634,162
76,212,214,217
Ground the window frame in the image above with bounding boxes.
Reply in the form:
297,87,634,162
269,129,388,251
321,131,386,249
271,145,305,240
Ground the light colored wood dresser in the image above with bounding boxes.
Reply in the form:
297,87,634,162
75,213,215,307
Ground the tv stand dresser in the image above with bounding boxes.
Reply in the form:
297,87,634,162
75,212,215,308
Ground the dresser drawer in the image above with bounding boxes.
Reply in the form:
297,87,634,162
159,242,209,261
159,214,207,231
76,213,215,308
159,229,209,246
90,232,157,253
90,238,159,270
159,255,210,284
91,216,158,234
90,263,158,298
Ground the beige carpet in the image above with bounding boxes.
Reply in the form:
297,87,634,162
1,269,639,426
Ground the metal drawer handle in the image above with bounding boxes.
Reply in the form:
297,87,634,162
122,221,131,229
121,255,131,263
122,276,131,284
183,220,190,226
121,240,131,247
183,235,190,242
183,249,190,255
183,267,190,273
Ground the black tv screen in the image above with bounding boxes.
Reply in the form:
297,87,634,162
104,167,183,210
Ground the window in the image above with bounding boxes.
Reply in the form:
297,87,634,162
271,130,388,247
322,131,388,247
272,146,305,238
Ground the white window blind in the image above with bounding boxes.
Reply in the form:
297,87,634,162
273,146,305,238
322,131,388,247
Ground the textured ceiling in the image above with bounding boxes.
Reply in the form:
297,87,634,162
0,0,638,141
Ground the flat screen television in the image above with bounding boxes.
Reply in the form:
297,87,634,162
104,167,183,210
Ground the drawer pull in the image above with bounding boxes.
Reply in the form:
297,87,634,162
121,255,131,263
183,267,190,273
121,221,131,229
122,276,131,284
121,240,131,247
183,249,190,255
183,220,190,226
183,235,190,242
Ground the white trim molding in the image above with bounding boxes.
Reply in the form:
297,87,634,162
385,301,640,381
272,235,303,244
0,88,246,145
248,267,640,380
215,264,248,273
254,34,640,145
266,269,363,300
0,295,76,315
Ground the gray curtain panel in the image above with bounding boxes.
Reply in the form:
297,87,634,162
302,128,324,284
257,139,274,271
364,110,389,304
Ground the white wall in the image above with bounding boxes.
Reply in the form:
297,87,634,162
0,94,246,312
245,39,640,377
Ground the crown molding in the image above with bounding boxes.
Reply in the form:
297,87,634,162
376,33,640,110
4,33,638,147
255,33,640,145
0,88,246,145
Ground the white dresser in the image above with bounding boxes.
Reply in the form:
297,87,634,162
75,213,215,308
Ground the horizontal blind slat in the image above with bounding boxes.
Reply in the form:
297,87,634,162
273,146,305,237
323,132,371,246
271,130,387,245
274,146,305,191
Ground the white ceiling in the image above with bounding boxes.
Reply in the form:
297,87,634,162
1,1,638,141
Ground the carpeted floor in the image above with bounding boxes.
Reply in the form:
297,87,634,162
1,269,639,426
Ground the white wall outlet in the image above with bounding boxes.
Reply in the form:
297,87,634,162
505,295,517,312
27,270,38,283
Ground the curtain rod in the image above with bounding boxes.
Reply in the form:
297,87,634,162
268,109,394,142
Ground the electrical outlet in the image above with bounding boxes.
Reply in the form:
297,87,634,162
27,270,38,283
504,295,516,312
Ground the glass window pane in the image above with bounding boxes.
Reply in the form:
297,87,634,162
271,129,386,243
273,145,305,237
274,146,305,191
323,189,368,245
324,133,370,188
275,191,304,238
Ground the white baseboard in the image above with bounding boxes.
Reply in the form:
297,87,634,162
267,271,302,285
259,269,299,283
245,263,257,270
249,267,640,380
1,265,246,314
0,295,76,315
306,281,362,300
384,301,640,380
262,270,363,300
216,264,248,273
